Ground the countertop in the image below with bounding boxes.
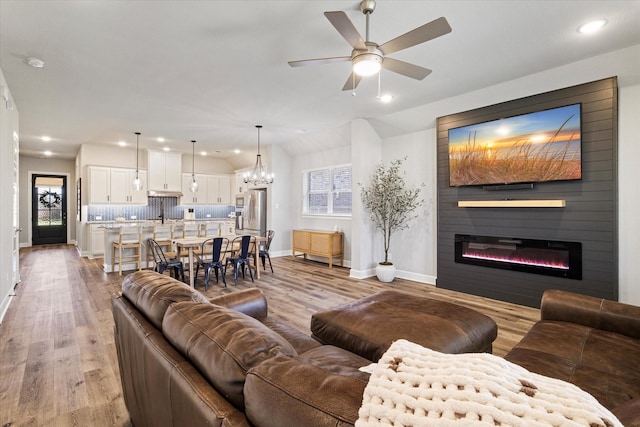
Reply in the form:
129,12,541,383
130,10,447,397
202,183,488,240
87,218,234,225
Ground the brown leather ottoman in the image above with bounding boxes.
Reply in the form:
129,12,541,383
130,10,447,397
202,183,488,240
311,290,498,362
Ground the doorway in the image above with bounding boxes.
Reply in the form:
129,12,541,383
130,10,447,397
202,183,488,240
32,175,67,245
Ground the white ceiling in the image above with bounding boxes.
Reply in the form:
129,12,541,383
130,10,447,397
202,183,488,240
2,1,639,166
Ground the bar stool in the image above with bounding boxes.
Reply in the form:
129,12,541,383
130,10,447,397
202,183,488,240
112,225,142,276
183,222,200,238
178,221,201,264
200,221,221,237
149,224,174,266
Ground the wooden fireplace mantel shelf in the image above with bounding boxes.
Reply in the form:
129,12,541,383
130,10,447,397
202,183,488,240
458,199,566,208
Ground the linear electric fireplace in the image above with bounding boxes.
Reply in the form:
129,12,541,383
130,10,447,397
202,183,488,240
455,234,582,280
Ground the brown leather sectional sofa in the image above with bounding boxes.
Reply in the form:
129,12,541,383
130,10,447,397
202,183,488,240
112,271,640,426
505,289,640,426
112,270,372,427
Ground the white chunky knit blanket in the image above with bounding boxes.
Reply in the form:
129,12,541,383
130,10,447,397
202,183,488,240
356,339,621,427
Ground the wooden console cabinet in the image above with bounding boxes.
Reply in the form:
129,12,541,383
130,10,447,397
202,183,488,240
292,229,344,268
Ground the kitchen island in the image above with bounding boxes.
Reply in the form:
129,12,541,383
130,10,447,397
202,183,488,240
99,219,235,272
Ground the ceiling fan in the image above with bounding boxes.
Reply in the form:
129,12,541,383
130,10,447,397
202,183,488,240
288,0,452,91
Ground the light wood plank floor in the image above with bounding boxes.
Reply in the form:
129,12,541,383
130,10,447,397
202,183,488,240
1,244,540,426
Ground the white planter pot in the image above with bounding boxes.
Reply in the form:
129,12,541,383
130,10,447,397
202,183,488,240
376,263,396,283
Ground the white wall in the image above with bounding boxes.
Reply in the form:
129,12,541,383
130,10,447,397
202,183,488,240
267,144,292,255
18,156,76,246
0,67,19,324
379,129,437,284
290,125,352,263
617,83,640,305
350,119,381,276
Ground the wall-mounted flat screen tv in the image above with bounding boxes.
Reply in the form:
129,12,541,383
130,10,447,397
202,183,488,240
448,103,582,187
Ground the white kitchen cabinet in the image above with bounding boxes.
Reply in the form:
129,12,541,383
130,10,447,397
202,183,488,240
90,224,105,257
181,174,209,204
88,167,147,205
207,175,232,204
129,170,148,204
148,150,182,192
222,220,235,235
110,168,147,204
181,173,232,205
89,167,110,204
234,173,247,195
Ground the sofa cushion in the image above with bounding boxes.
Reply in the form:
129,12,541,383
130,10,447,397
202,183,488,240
260,317,322,354
121,270,210,330
244,354,369,427
505,320,640,410
298,345,371,380
311,290,497,361
162,301,297,410
112,294,251,427
610,398,640,427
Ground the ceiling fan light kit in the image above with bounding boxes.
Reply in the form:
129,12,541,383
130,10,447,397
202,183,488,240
352,50,383,76
288,0,451,91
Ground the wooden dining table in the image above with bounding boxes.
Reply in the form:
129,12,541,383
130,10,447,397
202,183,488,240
172,234,267,288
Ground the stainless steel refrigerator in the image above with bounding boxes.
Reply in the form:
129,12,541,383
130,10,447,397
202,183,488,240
242,189,267,237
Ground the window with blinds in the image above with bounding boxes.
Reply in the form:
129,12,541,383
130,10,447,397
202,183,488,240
304,165,352,216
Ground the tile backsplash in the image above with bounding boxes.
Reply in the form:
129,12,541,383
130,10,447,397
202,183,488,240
87,197,234,221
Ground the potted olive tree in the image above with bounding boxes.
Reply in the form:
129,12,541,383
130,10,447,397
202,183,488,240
360,157,424,282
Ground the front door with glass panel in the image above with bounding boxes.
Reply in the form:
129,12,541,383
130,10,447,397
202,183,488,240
32,175,67,245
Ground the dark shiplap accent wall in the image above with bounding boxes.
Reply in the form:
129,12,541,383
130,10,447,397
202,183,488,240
436,77,618,308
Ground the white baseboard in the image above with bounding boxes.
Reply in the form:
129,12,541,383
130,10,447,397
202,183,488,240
396,270,436,285
0,284,18,325
349,268,375,279
349,267,436,285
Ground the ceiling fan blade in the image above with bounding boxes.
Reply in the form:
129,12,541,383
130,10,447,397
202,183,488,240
324,11,366,50
379,17,452,55
288,56,351,68
382,58,432,80
342,73,362,91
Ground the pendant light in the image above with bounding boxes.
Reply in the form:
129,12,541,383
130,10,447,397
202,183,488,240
131,132,143,191
243,125,274,185
189,140,198,193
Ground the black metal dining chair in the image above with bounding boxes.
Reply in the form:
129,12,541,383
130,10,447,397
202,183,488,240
147,238,185,282
195,237,229,290
259,230,275,273
226,235,254,285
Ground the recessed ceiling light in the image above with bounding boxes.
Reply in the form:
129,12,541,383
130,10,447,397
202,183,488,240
233,149,241,154
378,94,393,103
157,137,165,143
200,151,207,156
41,135,51,142
43,150,52,156
163,147,170,152
578,19,607,34
26,57,45,68
118,141,127,147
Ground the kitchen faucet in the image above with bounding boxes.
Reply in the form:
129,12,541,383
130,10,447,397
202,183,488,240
159,200,165,224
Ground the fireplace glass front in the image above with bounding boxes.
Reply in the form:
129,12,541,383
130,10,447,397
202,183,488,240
455,234,582,280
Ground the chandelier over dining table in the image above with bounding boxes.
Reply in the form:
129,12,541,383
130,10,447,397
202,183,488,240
243,125,274,185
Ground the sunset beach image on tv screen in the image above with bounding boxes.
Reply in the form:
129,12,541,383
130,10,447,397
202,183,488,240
448,103,582,187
